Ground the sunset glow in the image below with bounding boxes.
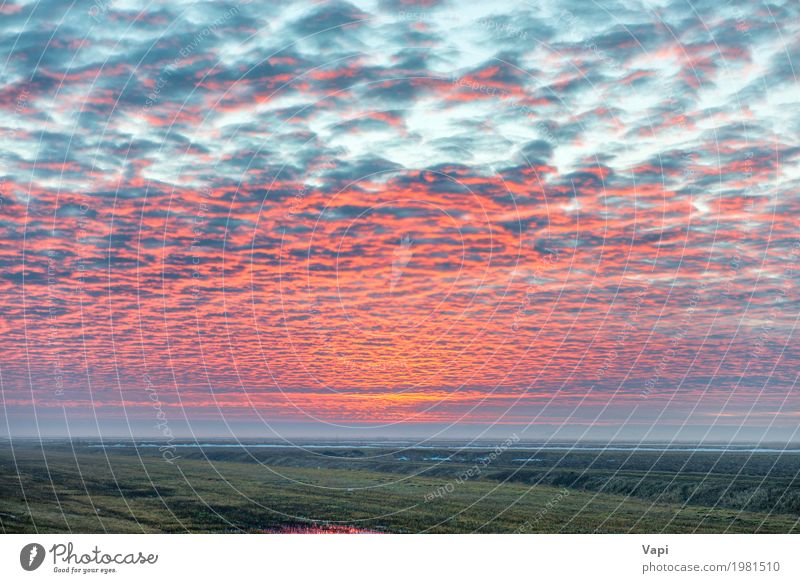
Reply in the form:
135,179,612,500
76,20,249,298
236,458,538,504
1,0,798,441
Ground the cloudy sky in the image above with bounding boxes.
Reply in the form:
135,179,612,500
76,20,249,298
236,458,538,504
1,0,798,440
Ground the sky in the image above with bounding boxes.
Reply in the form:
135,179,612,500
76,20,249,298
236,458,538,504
0,0,798,441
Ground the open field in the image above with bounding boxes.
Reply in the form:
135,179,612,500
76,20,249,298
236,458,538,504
1,441,799,533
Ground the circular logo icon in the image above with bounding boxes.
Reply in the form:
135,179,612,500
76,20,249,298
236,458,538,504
20,543,46,571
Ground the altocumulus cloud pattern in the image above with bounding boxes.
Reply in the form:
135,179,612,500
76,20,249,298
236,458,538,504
0,0,798,440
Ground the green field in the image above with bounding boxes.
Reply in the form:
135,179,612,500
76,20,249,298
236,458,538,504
1,441,799,533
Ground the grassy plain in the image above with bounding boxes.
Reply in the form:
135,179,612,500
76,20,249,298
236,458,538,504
1,441,798,533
